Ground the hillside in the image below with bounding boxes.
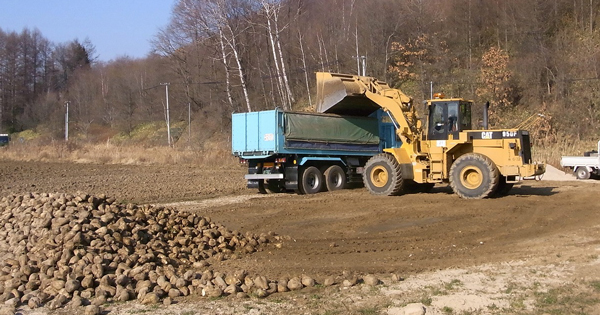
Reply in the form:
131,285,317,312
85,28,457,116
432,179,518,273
0,0,599,145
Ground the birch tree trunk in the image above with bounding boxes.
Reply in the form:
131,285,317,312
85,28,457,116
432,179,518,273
218,28,235,111
298,31,312,107
273,7,295,106
263,2,289,110
355,24,360,75
222,24,252,112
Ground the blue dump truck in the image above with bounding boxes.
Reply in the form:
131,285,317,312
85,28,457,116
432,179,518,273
232,108,398,194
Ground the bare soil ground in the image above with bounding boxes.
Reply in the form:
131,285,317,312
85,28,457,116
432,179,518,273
2,160,600,314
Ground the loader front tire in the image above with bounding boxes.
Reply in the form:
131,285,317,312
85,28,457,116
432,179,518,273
363,153,405,196
450,153,499,199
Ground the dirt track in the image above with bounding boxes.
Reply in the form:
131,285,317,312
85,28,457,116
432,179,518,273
188,181,600,279
2,160,600,314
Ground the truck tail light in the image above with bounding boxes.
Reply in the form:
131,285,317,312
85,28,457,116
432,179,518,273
275,157,287,163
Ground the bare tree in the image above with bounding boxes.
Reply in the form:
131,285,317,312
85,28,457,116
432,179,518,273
298,31,312,107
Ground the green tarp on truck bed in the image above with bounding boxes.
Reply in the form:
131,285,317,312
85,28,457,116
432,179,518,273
284,112,380,144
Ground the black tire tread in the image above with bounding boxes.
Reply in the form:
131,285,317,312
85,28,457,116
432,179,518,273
449,153,499,199
575,167,591,180
363,153,405,196
300,166,322,194
324,165,347,191
493,177,513,197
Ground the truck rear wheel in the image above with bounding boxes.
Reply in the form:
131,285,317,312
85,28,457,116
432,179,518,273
575,167,591,180
363,153,405,196
324,165,347,191
449,153,499,199
299,166,323,194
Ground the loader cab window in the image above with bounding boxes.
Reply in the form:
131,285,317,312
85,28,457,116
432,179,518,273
428,102,447,140
459,101,472,131
427,101,468,140
448,103,459,133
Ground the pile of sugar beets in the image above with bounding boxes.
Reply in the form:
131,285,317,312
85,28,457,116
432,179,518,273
0,192,384,312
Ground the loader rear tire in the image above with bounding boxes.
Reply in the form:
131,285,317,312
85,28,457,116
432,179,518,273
493,177,514,197
449,153,499,199
324,165,347,191
363,153,405,196
299,166,323,194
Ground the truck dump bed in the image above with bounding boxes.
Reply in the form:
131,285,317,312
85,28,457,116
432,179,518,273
232,109,383,159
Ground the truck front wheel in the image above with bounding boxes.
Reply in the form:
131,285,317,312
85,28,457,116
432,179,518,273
449,153,499,199
299,166,323,194
575,167,591,180
363,153,405,196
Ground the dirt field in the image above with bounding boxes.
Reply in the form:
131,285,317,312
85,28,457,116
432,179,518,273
2,160,600,314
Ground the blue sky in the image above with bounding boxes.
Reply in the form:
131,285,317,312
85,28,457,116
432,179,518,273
0,0,175,62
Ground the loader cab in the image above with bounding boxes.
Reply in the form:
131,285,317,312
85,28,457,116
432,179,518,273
426,98,472,140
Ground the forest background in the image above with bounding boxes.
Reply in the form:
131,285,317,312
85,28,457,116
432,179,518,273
1,0,599,164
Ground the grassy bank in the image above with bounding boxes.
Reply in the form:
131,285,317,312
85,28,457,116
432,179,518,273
1,125,597,169
0,139,237,167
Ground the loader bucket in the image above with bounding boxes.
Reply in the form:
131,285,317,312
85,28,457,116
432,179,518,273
316,72,381,116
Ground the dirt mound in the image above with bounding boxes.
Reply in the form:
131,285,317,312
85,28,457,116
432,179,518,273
541,164,576,181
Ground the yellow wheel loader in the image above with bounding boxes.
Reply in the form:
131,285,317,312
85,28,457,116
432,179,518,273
316,72,545,199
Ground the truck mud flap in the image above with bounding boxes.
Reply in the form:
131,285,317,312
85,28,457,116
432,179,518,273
285,165,299,190
247,166,259,188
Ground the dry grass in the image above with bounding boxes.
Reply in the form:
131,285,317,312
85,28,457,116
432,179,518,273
0,140,238,167
2,127,596,169
0,116,242,167
534,136,599,167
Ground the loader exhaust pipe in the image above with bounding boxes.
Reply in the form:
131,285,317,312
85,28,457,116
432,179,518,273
483,101,489,129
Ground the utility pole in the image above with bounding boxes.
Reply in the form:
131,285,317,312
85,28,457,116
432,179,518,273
64,101,69,141
354,55,367,76
430,82,433,99
361,56,367,76
160,83,171,147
